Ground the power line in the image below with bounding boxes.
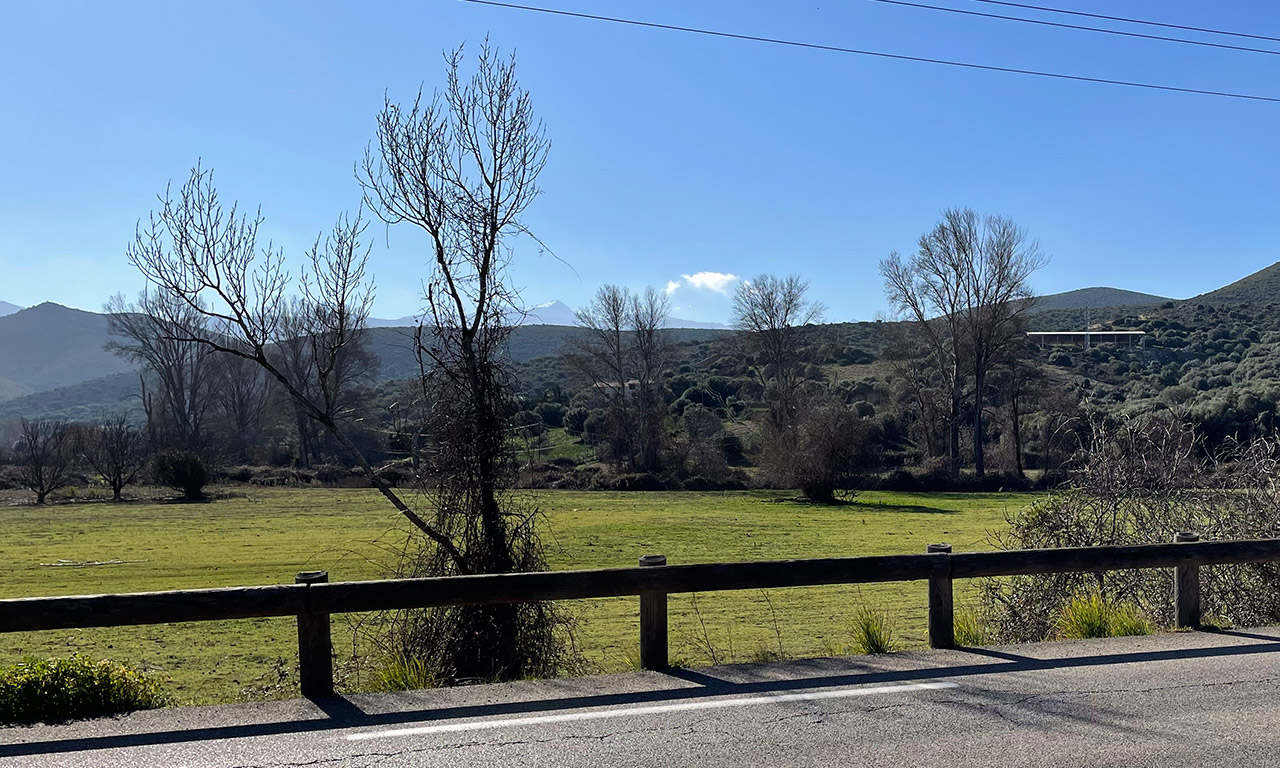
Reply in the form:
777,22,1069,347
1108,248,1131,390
874,0,1280,58
460,0,1280,104
963,0,1280,45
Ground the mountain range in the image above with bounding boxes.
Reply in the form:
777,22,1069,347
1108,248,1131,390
0,305,729,422
367,300,729,330
2,260,1278,421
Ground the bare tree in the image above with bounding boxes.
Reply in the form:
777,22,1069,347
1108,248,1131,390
78,414,149,502
881,321,950,463
990,336,1043,477
270,298,379,468
789,391,878,503
106,289,218,453
122,165,458,555
208,352,272,463
731,274,825,490
16,418,73,504
358,43,573,682
568,285,671,472
881,208,1046,477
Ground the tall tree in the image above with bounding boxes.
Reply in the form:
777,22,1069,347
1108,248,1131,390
106,289,217,453
731,273,825,489
359,42,570,681
881,208,1046,477
208,352,272,463
569,285,671,472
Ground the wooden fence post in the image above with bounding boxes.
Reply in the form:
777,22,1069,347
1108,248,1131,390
639,555,668,670
295,570,333,697
927,543,954,649
1174,532,1201,629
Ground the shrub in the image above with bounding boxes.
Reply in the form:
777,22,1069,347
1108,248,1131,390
152,450,207,500
314,463,349,486
0,655,167,724
980,413,1280,642
849,606,896,654
1055,592,1152,639
563,407,590,437
534,401,566,429
224,465,254,483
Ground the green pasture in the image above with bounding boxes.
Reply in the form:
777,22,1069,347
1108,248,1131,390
0,488,1032,705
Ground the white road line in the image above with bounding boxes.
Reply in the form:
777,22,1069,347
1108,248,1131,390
346,681,959,741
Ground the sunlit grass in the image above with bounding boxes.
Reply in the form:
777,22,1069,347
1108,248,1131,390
0,487,1030,704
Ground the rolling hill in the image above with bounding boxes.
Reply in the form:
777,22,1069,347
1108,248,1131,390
0,301,21,317
1033,287,1169,312
1193,261,1280,305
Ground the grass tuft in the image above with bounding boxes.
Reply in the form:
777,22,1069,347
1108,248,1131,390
1055,592,1153,640
850,605,897,654
953,609,990,647
0,655,167,724
374,656,440,692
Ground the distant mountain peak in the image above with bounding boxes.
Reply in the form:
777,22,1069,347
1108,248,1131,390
1032,287,1171,313
0,300,22,317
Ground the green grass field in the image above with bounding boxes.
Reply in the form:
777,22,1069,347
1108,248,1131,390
0,488,1032,705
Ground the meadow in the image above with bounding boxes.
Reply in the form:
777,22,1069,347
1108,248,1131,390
0,488,1033,704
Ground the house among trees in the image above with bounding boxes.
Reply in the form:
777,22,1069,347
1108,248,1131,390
591,379,642,398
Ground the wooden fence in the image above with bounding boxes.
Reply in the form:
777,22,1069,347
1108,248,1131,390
2,532,1277,697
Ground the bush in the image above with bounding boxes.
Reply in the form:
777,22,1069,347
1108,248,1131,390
980,412,1280,642
0,655,167,724
1055,592,1152,640
534,402,567,429
849,605,896,654
152,450,207,500
563,407,590,437
314,463,349,486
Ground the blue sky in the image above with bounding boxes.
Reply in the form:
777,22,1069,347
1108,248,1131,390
1,1,1277,324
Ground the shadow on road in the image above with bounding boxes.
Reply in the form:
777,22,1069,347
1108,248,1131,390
5,634,1279,757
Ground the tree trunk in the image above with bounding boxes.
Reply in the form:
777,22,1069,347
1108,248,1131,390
1010,385,1025,478
973,367,986,478
949,363,962,477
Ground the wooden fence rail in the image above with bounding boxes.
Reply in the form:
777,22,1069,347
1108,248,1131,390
2,533,1278,697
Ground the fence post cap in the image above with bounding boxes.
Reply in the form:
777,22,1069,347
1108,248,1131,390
295,570,330,584
639,554,667,567
1174,532,1200,543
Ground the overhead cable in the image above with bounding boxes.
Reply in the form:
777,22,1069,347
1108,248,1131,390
874,0,1280,58
963,0,1280,45
460,0,1280,104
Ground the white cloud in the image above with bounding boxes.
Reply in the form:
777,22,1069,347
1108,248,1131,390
664,280,682,296
679,271,739,294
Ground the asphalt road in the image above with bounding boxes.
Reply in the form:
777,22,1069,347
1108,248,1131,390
7,628,1280,767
